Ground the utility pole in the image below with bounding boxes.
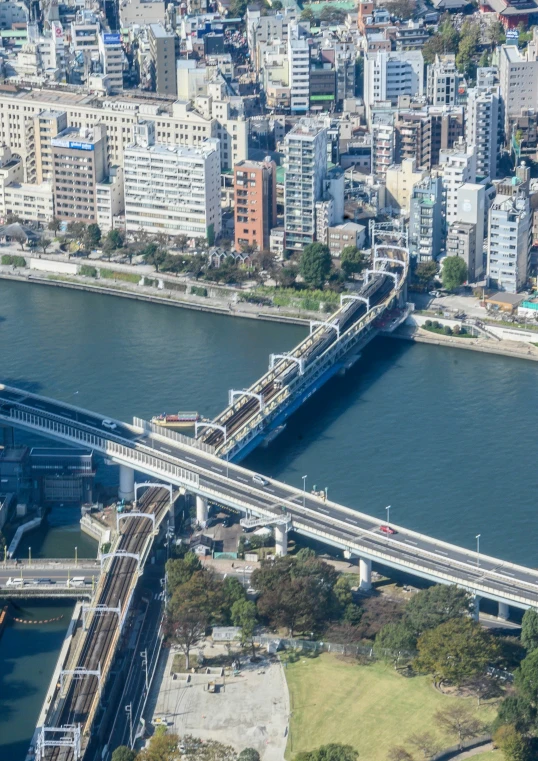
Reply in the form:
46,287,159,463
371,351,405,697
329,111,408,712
140,649,149,691
125,703,133,747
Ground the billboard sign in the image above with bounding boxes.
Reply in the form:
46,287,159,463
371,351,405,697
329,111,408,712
103,33,122,45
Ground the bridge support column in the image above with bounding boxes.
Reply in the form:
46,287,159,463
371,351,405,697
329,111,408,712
118,465,135,502
1,425,14,448
274,525,288,556
196,495,208,526
343,550,353,560
359,558,372,591
498,602,510,621
472,595,481,621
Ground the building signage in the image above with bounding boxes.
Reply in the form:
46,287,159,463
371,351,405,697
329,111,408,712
103,33,122,45
68,141,94,151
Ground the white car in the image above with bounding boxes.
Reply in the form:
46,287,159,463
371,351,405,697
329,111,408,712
102,419,117,430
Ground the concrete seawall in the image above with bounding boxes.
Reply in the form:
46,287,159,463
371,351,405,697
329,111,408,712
8,515,43,558
390,326,538,362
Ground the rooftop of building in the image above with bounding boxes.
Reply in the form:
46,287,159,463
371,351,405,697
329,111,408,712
126,137,219,158
234,158,274,170
287,117,327,138
51,125,105,147
149,23,173,38
486,0,538,15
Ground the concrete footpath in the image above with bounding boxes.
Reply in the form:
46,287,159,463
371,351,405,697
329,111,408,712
390,326,538,363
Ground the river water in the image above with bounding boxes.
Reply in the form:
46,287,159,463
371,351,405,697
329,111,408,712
1,278,538,757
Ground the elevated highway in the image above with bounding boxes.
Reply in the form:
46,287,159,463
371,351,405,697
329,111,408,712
1,384,537,620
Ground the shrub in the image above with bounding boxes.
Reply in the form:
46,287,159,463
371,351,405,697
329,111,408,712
443,325,453,336
191,285,208,297
1,254,26,267
99,269,140,283
452,324,461,335
79,265,97,278
424,319,432,327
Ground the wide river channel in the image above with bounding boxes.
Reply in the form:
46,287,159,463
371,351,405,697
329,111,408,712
1,278,537,757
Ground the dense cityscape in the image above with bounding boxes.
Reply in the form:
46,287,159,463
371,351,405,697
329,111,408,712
1,0,538,758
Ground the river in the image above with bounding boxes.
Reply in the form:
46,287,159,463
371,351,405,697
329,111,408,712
1,278,538,757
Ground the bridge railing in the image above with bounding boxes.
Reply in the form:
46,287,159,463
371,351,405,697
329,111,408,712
5,407,200,489
133,417,216,455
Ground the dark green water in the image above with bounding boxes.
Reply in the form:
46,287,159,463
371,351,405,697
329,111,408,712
2,278,538,757
0,600,73,760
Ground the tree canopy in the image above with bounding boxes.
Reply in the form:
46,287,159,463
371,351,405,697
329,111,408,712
522,609,538,653
416,618,498,685
295,743,359,761
166,553,202,595
404,585,473,636
300,243,332,289
340,246,367,278
374,622,417,658
112,748,136,761
441,256,468,291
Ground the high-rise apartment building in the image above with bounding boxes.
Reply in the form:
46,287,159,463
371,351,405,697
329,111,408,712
124,120,221,241
234,159,277,251
149,23,177,96
364,50,424,123
499,42,538,134
409,176,444,261
288,24,310,113
394,108,464,170
371,113,395,179
426,54,459,106
284,118,328,252
446,183,486,282
487,183,532,293
99,32,124,92
30,109,68,184
440,141,477,227
466,71,501,180
51,124,108,222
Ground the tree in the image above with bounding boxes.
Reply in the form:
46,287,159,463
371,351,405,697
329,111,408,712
142,243,167,272
48,217,62,235
295,744,358,761
223,575,247,615
300,243,332,289
404,585,473,636
84,223,101,250
441,256,467,291
271,0,282,8
181,736,237,760
374,622,417,658
406,733,440,761
166,553,201,594
231,599,257,653
66,221,87,244
515,648,538,705
521,608,538,653
493,725,531,761
164,598,207,670
11,232,26,251
176,234,189,252
137,731,181,760
106,229,124,250
415,261,438,288
111,747,136,761
486,20,505,47
340,246,367,278
434,705,483,748
387,749,414,761
300,7,315,22
238,751,260,761
276,265,298,288
37,236,52,255
495,695,536,734
416,618,498,686
385,0,416,19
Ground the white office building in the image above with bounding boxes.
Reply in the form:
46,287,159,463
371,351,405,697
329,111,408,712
364,50,423,123
440,141,477,226
124,120,221,242
98,32,124,92
499,42,538,134
487,186,531,293
466,80,501,181
288,24,310,113
284,118,327,252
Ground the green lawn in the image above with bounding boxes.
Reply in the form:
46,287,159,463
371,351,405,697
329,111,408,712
472,752,503,761
284,655,497,761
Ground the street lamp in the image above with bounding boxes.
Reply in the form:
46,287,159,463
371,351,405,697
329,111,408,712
140,649,149,691
75,546,78,567
476,534,481,567
28,546,31,567
125,703,133,747
302,475,307,506
385,505,391,526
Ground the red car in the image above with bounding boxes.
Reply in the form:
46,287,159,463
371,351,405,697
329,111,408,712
379,525,396,535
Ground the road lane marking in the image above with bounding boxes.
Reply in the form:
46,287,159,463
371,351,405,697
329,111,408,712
345,518,358,524
211,466,223,473
265,488,275,493
318,508,330,514
184,456,197,463
161,447,172,453
404,539,418,545
237,476,248,483
435,550,449,556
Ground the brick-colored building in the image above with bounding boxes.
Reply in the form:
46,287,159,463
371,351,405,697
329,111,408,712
234,159,277,251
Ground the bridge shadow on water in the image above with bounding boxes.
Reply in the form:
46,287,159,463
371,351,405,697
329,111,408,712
244,336,412,478
1,377,43,394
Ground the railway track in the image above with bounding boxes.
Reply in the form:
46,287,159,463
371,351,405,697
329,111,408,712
43,487,171,761
201,271,396,449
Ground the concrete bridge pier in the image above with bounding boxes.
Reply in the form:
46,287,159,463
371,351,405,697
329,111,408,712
498,602,510,621
118,464,135,502
274,525,288,556
196,495,208,526
472,595,481,621
359,558,372,591
1,425,14,448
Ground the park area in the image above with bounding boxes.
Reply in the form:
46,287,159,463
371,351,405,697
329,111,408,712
284,654,498,761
